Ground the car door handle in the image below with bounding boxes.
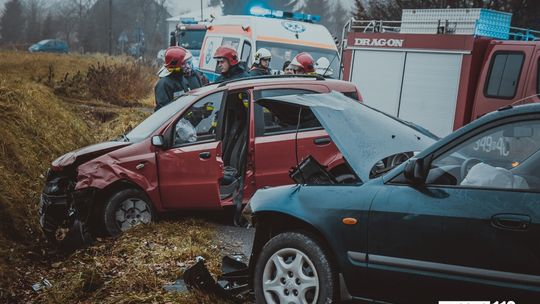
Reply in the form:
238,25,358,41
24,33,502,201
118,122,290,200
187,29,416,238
313,137,331,146
491,214,531,231
199,151,211,159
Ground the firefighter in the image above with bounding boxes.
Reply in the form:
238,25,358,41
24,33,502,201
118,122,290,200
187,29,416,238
282,60,292,74
182,50,209,88
249,48,272,76
286,52,316,75
213,46,249,82
315,57,333,78
154,46,190,111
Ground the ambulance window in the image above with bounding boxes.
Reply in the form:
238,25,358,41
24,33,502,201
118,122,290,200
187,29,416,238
485,52,524,99
241,41,252,66
221,38,240,51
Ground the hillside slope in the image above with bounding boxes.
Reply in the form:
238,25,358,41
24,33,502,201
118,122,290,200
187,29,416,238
0,52,223,303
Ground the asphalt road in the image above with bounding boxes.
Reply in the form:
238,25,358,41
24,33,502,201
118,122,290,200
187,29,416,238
215,223,255,263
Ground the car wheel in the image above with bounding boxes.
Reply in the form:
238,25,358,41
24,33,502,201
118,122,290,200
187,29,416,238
103,188,154,236
254,232,336,304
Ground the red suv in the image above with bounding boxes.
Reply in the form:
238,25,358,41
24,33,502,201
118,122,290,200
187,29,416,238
40,75,360,247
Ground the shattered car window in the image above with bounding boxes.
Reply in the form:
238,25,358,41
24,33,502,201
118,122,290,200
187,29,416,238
174,91,223,145
126,95,196,142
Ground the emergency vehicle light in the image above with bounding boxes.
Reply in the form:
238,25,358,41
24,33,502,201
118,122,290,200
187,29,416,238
249,6,320,23
179,17,198,24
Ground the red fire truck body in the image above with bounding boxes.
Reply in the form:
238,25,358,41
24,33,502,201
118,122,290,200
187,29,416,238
341,12,540,137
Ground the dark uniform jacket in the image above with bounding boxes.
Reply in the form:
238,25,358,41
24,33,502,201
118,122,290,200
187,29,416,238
154,72,188,111
184,70,209,90
249,65,271,77
215,64,249,82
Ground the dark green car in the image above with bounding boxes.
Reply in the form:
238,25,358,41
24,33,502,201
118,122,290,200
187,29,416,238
246,93,540,303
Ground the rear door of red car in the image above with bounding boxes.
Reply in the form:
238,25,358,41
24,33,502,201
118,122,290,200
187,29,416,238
252,85,339,188
156,91,225,209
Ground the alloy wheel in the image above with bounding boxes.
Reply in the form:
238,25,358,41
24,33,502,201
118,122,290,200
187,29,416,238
114,198,152,231
262,248,319,304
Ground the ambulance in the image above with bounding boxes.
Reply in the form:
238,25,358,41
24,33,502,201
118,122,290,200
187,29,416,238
199,7,339,81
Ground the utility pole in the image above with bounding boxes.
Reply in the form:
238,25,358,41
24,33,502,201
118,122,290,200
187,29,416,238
200,0,203,20
108,0,112,55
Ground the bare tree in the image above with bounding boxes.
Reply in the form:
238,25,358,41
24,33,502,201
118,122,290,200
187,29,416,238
0,0,24,44
352,0,540,30
23,0,44,43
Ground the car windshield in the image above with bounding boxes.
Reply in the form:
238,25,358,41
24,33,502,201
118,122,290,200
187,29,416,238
178,30,206,50
37,40,50,45
125,94,197,142
256,41,339,75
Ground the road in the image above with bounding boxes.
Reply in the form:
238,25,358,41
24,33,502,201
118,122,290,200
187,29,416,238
215,223,255,264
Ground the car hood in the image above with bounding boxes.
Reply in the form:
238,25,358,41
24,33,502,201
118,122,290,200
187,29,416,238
257,91,437,182
51,141,131,170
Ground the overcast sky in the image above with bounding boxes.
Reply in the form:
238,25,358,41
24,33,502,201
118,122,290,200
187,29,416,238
0,0,356,18
165,0,355,16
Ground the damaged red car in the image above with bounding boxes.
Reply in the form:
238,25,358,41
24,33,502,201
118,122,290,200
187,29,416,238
39,75,361,248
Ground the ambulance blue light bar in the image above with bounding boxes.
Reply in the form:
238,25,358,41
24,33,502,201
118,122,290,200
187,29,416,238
179,17,198,24
249,6,320,23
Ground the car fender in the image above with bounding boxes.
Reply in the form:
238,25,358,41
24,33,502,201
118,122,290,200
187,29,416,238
249,185,349,271
74,153,160,205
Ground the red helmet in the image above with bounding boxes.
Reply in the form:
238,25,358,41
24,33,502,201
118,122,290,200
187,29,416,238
289,52,315,73
213,46,239,66
164,46,190,69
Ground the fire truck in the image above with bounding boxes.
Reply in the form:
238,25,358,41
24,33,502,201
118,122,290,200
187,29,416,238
165,17,208,68
341,8,540,137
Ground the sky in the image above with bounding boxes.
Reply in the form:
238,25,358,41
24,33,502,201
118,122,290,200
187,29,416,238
165,0,355,16
0,0,356,18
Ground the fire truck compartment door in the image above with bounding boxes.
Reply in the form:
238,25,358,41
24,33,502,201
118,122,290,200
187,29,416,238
350,50,405,116
349,49,462,138
398,52,462,138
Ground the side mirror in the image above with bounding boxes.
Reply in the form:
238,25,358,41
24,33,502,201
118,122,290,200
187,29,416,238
151,135,165,147
403,157,428,185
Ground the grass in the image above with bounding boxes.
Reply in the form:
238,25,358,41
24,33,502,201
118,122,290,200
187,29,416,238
0,51,226,303
34,221,222,304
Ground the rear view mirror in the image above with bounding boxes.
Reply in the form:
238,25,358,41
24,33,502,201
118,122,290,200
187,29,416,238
503,126,534,138
151,135,165,147
403,157,429,185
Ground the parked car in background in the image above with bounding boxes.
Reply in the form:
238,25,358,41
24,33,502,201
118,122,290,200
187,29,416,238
39,75,361,249
246,93,540,303
28,39,69,53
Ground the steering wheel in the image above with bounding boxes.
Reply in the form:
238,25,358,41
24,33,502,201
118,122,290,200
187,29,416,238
460,158,483,181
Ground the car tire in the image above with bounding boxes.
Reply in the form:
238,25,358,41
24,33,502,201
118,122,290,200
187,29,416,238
102,188,154,236
254,232,337,304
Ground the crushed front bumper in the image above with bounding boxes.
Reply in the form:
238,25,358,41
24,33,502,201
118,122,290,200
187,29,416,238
39,188,95,250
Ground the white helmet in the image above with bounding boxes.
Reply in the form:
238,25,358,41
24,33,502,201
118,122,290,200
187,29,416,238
254,48,272,64
315,57,333,77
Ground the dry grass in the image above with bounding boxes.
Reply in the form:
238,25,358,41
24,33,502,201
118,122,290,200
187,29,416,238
32,221,222,304
0,51,223,303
